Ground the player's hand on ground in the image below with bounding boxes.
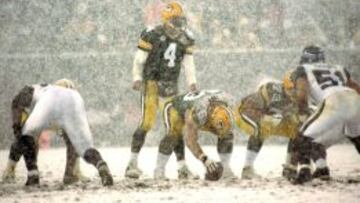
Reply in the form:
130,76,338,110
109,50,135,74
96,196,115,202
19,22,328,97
203,158,220,173
132,80,142,91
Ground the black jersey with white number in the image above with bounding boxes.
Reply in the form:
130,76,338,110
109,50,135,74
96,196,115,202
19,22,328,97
137,25,195,82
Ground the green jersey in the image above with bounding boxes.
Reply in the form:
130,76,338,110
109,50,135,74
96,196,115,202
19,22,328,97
137,25,195,82
170,90,229,126
258,82,293,114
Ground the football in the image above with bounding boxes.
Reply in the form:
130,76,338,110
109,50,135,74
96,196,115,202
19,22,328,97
204,162,224,181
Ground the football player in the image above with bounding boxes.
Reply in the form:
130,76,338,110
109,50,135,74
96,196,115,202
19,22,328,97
288,45,360,184
2,79,85,184
235,78,329,179
126,1,197,179
153,90,236,180
2,79,113,186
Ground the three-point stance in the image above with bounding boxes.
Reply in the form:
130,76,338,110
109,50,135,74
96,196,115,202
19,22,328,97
154,90,236,180
3,79,113,186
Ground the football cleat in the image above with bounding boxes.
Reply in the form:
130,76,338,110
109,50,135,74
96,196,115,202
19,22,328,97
282,164,297,181
177,165,199,180
125,161,142,179
154,167,168,180
63,174,79,185
98,163,113,186
312,167,330,181
25,175,40,186
292,166,312,184
241,166,261,179
221,167,237,180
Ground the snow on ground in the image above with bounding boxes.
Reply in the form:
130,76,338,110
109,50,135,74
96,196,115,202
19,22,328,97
1,145,360,203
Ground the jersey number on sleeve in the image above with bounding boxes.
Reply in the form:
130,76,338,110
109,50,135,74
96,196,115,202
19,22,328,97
313,69,345,90
164,43,177,68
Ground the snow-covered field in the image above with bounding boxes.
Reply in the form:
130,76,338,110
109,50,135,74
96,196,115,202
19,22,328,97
1,145,360,203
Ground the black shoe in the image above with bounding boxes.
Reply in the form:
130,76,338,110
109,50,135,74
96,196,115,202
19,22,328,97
63,175,80,185
98,164,114,186
312,167,330,181
293,167,312,185
25,175,40,186
282,165,297,181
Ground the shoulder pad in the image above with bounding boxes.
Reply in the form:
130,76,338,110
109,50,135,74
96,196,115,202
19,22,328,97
140,26,156,38
145,26,155,32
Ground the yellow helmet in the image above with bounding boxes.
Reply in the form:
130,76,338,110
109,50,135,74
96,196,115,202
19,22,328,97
54,78,75,89
161,1,183,23
208,105,233,136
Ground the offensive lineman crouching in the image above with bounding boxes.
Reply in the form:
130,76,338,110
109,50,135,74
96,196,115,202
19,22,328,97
235,79,324,179
154,90,236,180
3,79,113,186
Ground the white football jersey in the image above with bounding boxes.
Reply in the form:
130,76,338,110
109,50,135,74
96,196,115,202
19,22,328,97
22,85,94,156
302,63,351,104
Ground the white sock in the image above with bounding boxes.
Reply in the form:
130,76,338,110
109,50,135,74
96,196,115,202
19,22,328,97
315,158,327,169
129,153,139,164
244,150,258,168
156,153,170,169
28,169,39,177
219,153,231,168
177,160,186,170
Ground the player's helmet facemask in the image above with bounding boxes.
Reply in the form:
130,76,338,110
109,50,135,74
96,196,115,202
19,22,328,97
300,45,325,64
164,16,187,39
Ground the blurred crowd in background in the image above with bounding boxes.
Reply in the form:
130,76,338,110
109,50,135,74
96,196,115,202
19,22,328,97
0,0,359,148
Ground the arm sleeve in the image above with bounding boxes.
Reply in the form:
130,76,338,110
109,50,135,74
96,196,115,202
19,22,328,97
132,49,149,82
182,54,197,86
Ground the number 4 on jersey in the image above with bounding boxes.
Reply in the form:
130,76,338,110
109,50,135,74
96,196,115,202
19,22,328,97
164,43,177,68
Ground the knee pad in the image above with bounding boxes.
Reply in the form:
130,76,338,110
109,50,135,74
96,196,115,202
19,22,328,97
159,136,176,155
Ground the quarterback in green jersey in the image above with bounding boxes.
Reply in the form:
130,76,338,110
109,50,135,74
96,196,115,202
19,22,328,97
126,1,197,179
